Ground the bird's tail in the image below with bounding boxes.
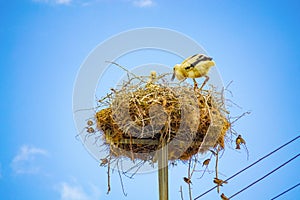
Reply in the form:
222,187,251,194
204,60,215,69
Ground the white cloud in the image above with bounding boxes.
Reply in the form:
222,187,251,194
59,182,89,200
57,181,101,200
55,0,72,4
32,0,72,5
133,0,154,7
11,145,48,174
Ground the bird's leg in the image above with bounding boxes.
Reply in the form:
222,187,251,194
199,75,210,91
193,78,198,90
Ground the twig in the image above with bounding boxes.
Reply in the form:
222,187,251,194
107,155,111,194
122,160,145,179
105,61,147,83
180,186,185,200
188,158,193,200
215,148,220,193
225,80,234,91
198,153,214,179
73,106,99,114
230,111,251,124
242,143,250,160
190,155,198,178
117,160,127,196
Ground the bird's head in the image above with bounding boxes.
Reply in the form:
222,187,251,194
150,71,157,79
202,60,216,70
171,64,185,81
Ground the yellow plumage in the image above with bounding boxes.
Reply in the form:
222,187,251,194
213,177,228,186
236,134,246,149
146,71,158,89
171,54,215,90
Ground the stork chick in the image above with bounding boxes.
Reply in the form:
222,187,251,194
146,71,158,89
148,70,157,84
171,54,215,90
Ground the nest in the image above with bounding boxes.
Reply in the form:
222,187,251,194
95,75,230,162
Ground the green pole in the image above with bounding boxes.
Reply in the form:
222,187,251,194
158,140,169,200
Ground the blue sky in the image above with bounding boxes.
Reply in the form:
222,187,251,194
1,0,300,199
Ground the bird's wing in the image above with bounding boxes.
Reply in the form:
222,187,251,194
181,54,199,66
182,54,213,70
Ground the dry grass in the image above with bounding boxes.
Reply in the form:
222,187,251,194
95,73,230,162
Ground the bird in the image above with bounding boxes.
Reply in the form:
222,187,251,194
213,177,228,186
149,71,157,83
210,150,217,156
146,71,158,88
100,158,108,166
202,158,211,167
183,177,192,184
87,120,93,126
235,134,246,149
221,193,229,200
86,127,95,134
171,54,215,90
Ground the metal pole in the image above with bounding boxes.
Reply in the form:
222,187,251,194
158,140,169,200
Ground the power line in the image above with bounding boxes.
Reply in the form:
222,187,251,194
270,182,300,200
194,135,300,200
228,153,299,199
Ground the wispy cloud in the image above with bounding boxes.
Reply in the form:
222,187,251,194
56,181,101,200
132,0,155,7
32,0,72,5
11,145,48,175
59,182,89,200
56,0,72,4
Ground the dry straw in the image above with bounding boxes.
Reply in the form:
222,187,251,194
95,71,231,163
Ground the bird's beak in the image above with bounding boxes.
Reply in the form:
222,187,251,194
171,72,175,81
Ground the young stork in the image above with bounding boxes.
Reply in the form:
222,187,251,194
171,54,215,90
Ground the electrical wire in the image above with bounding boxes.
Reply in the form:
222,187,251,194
228,153,299,199
194,135,300,200
270,182,300,200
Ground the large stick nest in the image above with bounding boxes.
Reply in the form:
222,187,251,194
95,74,230,162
